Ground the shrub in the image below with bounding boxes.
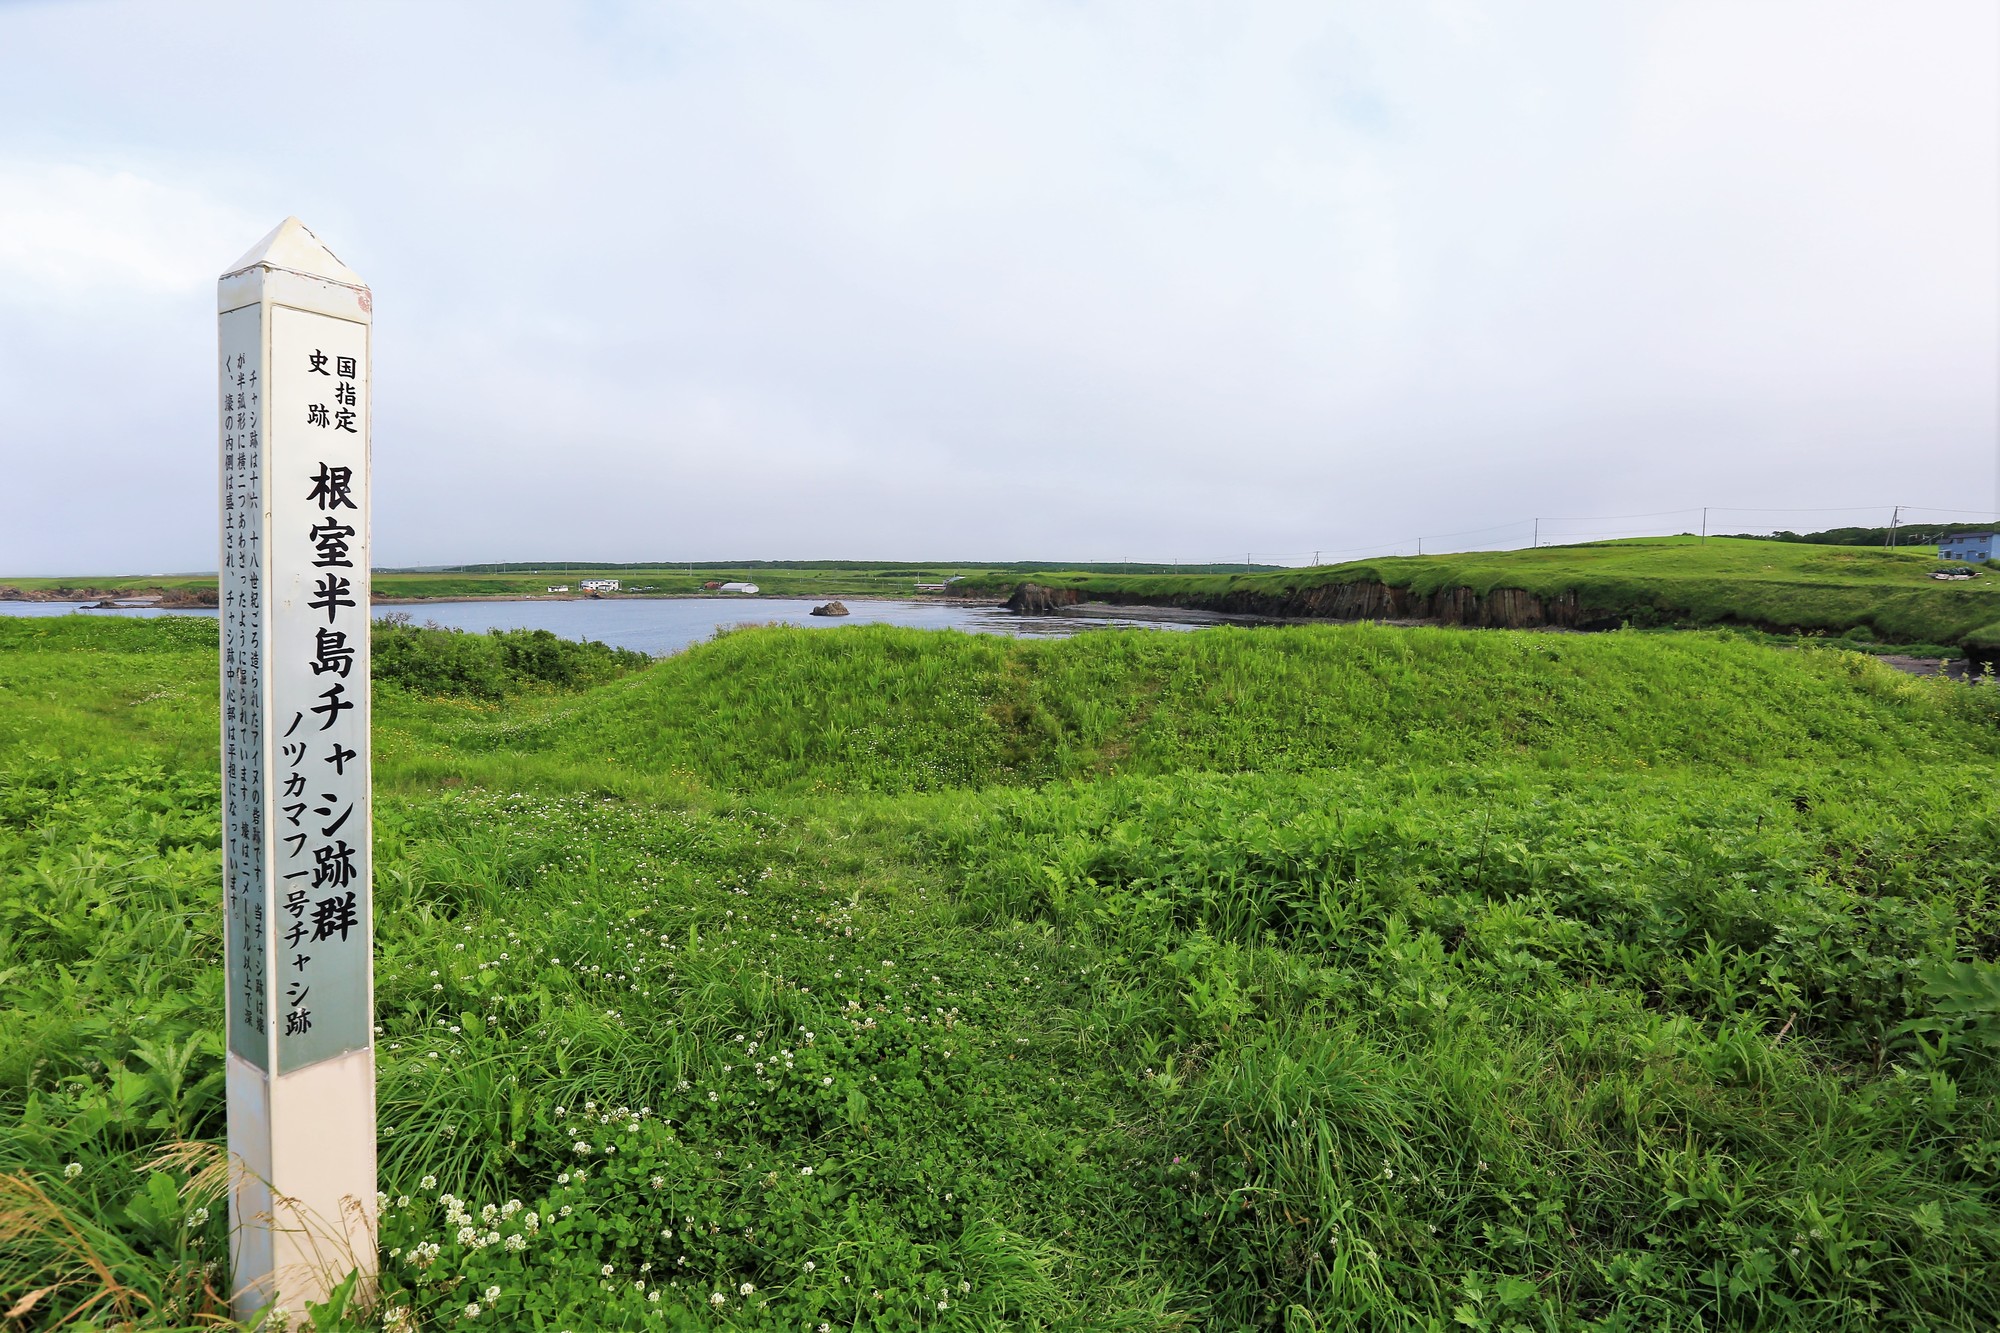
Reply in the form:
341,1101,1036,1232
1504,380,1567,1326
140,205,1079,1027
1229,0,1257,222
374,621,651,700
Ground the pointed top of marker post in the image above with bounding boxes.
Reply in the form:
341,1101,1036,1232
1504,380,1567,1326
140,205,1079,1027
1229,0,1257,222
224,217,366,288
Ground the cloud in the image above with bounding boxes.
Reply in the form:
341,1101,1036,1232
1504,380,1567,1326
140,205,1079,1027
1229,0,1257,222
0,160,262,302
0,1,1993,575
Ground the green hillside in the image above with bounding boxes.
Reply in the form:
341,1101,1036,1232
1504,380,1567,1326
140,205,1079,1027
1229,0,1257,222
961,536,2000,649
4,617,1999,1330
370,623,2000,798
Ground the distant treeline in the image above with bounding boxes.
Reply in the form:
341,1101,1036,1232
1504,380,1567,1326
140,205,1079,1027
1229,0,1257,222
1726,525,1972,548
383,559,1281,575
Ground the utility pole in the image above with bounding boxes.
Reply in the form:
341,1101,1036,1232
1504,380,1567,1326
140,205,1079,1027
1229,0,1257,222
1417,537,1423,556
1533,518,1539,549
1701,507,1708,544
1889,506,1901,548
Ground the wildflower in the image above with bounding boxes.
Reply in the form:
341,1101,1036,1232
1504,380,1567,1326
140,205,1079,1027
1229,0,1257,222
739,1282,756,1296
710,1292,726,1307
422,1175,438,1190
558,1173,570,1185
505,1234,527,1252
524,1211,539,1232
602,1264,615,1277
501,1199,521,1218
484,1285,500,1302
484,1230,500,1247
821,1076,833,1087
383,1307,414,1333
800,1166,814,1176
960,1280,971,1294
560,1204,573,1217
62,1162,82,1180
187,1206,210,1227
804,1261,816,1272
464,1302,481,1318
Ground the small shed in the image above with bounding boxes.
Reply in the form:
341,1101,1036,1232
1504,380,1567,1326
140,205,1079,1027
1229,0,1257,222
1938,533,1994,563
719,581,760,594
546,585,570,593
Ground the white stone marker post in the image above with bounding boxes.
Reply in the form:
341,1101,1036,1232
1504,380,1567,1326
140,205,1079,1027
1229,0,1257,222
218,218,377,1320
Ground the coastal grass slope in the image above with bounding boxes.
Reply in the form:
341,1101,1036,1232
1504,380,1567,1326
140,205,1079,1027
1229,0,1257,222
960,536,2000,649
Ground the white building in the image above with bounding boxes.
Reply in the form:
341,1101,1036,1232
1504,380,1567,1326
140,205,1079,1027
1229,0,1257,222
719,581,760,594
580,578,620,592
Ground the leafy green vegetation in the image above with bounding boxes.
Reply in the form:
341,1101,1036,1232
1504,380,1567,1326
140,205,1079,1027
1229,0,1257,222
4,616,1998,1330
374,619,651,701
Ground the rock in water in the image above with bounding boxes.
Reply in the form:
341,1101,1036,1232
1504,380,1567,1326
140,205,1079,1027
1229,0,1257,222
810,601,850,617
1003,582,1083,614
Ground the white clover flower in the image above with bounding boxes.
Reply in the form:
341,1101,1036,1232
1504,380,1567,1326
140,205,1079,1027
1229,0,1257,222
505,1233,527,1252
501,1199,521,1218
464,1302,481,1318
601,1264,615,1277
457,1226,479,1245
800,1166,813,1176
62,1163,82,1180
485,1285,500,1302
397,1195,411,1208
557,1173,570,1185
739,1282,755,1296
804,1261,816,1272
960,1280,971,1294
524,1212,539,1232
560,1204,573,1217
382,1306,414,1333
821,1077,832,1087
484,1230,500,1247
186,1205,210,1227
421,1175,438,1190
481,1204,498,1223
710,1293,726,1307
651,1175,665,1189
649,1291,661,1303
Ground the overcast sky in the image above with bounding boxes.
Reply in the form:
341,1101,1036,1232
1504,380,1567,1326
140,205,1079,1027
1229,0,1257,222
1,1,1994,574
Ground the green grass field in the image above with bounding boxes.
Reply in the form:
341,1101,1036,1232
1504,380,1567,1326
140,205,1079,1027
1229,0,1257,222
3,615,1999,1330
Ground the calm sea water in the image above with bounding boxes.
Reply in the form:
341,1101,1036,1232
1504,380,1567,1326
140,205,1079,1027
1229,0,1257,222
0,597,1222,656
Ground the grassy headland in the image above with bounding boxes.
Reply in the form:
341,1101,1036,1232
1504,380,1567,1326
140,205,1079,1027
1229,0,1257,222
3,616,1999,1329
959,536,2000,652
